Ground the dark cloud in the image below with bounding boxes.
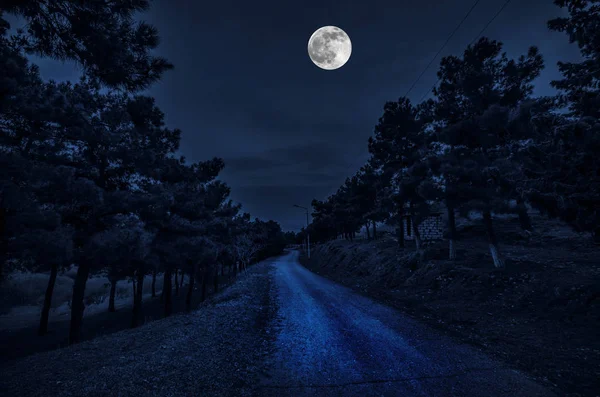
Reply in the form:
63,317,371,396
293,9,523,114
230,184,335,231
23,0,583,230
225,156,286,172
229,141,356,169
222,140,367,194
220,140,370,229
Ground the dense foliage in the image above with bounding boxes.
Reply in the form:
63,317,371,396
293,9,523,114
307,0,600,267
0,2,287,342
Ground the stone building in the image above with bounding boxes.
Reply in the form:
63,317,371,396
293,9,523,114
354,203,445,242
403,203,444,241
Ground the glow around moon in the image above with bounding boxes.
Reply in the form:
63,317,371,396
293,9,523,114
307,26,352,70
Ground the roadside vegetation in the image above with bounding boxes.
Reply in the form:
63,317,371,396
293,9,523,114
304,0,599,262
298,2,600,396
0,0,292,354
301,213,599,396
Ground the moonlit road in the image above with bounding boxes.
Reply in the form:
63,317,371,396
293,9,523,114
259,251,554,396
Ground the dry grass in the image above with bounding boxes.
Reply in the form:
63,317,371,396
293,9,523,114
0,261,275,397
0,270,168,331
302,214,600,397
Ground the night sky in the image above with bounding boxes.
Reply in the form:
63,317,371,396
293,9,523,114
15,0,581,231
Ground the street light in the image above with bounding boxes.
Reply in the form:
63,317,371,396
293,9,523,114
293,204,310,259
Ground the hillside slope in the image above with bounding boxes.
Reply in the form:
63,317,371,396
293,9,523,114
0,260,276,397
300,216,600,397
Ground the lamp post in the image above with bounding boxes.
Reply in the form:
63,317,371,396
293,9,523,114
293,204,310,259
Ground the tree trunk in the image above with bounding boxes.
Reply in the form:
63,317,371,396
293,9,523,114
0,207,8,281
163,268,172,317
516,198,533,232
0,199,7,282
483,210,505,268
69,263,91,345
213,266,219,294
397,209,405,248
447,202,457,260
130,277,137,325
136,272,144,325
201,268,208,302
174,268,179,296
411,216,422,252
372,221,377,240
185,264,196,312
160,272,164,302
161,269,172,304
137,272,144,302
132,270,144,328
396,225,405,247
151,270,157,298
365,223,371,240
39,263,58,336
108,278,117,312
132,276,136,298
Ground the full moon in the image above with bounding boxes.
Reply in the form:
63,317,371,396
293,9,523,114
307,26,352,70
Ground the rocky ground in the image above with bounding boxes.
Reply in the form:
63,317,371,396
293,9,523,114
300,216,600,397
261,251,554,397
0,260,277,397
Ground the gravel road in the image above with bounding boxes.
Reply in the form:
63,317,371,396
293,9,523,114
1,251,557,396
258,250,555,396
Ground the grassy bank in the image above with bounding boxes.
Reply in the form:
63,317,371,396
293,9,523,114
0,261,267,362
300,216,600,397
0,271,161,331
0,260,277,397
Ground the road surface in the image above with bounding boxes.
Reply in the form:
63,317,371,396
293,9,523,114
258,250,554,396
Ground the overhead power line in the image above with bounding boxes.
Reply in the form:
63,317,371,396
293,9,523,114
322,1,484,201
318,0,514,207
404,0,482,99
418,0,513,103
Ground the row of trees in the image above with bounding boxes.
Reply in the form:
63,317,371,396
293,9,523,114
306,0,599,268
0,1,287,343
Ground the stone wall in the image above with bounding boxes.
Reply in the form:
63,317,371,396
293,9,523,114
404,213,443,241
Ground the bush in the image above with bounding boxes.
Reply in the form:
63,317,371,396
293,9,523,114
0,272,74,313
0,271,159,315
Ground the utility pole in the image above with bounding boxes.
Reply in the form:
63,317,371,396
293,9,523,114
293,204,310,259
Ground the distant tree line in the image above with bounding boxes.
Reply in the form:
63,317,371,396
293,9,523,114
0,1,287,343
305,0,599,268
